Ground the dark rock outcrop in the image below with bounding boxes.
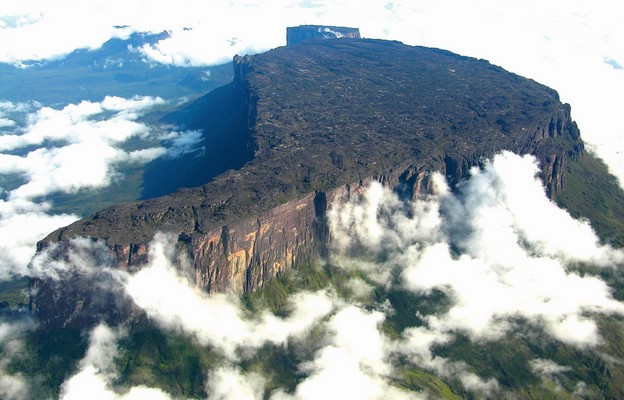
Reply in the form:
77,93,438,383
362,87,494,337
31,37,583,328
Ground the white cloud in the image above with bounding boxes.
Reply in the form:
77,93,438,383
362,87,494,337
328,151,624,391
35,182,619,398
530,358,572,377
0,96,205,281
161,129,204,158
0,317,37,400
272,306,419,400
26,151,622,396
0,198,77,280
344,278,374,299
331,152,624,346
124,233,335,360
0,96,167,200
206,367,265,400
37,232,416,399
0,119,15,128
59,323,174,400
0,373,27,400
0,101,34,129
446,153,623,266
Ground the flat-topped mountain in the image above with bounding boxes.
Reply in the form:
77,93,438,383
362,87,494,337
286,25,361,45
32,36,583,327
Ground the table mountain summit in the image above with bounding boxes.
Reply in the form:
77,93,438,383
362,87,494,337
286,25,361,45
32,29,583,328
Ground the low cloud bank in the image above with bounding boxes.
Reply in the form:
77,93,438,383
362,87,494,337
32,233,419,399
125,233,335,360
329,151,624,390
330,152,624,346
16,151,624,398
0,97,203,281
272,305,420,400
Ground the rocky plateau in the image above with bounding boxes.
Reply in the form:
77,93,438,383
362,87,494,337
31,28,584,328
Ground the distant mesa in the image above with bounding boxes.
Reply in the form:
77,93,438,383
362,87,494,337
286,25,361,46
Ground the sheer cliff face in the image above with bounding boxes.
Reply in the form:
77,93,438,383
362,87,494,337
32,39,583,328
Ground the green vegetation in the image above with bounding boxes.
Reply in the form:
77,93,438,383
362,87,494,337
557,151,624,247
115,328,220,397
6,259,624,398
6,328,88,398
0,277,28,306
244,262,348,313
399,368,461,400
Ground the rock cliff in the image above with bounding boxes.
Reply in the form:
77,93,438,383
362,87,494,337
31,37,583,328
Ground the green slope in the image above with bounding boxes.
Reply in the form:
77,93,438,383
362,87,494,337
557,151,624,247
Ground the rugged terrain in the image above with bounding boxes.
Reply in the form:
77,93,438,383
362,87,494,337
32,37,583,328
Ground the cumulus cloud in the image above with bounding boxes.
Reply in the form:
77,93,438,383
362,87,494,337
28,236,120,282
0,96,206,201
331,152,624,345
24,151,622,397
44,151,623,398
36,232,416,399
160,129,204,158
205,367,265,400
344,277,375,299
0,199,77,280
0,96,205,281
0,0,296,67
0,101,34,130
272,306,419,400
328,151,624,391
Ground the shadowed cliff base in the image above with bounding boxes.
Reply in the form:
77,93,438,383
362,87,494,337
141,81,255,199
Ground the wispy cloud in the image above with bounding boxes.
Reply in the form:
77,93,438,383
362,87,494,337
0,96,167,203
205,366,265,400
0,199,77,280
272,305,420,400
125,233,335,360
59,323,174,400
0,317,37,400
